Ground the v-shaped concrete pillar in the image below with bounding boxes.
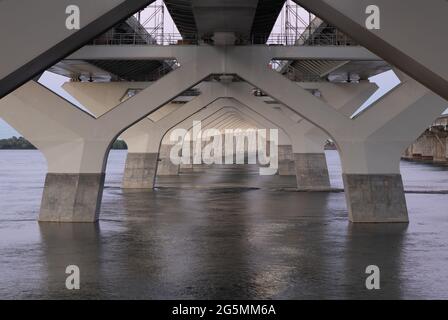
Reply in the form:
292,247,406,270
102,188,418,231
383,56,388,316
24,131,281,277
0,54,208,221
234,55,447,222
0,82,109,222
228,81,378,187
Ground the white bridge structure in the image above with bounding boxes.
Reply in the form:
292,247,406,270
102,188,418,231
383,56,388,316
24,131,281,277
0,0,447,223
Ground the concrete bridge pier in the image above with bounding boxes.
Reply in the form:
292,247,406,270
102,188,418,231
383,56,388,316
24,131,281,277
0,81,110,222
157,143,180,175
40,169,106,222
294,153,330,190
335,72,447,223
120,123,161,189
289,81,380,190
239,58,446,221
1,56,210,221
229,81,377,189
122,153,159,189
278,145,295,175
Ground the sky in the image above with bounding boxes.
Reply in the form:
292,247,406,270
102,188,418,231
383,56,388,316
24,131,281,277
0,0,417,138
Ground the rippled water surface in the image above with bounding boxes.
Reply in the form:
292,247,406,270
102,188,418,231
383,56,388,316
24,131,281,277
1,150,448,299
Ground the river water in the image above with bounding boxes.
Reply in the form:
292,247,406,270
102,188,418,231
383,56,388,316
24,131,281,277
1,150,448,299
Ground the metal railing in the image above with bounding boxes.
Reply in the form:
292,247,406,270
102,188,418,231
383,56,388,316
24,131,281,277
269,60,323,82
260,28,357,46
91,33,199,46
90,27,356,46
282,65,323,82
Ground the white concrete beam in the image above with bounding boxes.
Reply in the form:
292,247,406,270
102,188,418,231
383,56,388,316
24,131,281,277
0,0,154,98
68,45,381,62
294,0,448,101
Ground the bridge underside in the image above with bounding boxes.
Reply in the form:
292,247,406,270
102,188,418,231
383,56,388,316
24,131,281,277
0,0,447,226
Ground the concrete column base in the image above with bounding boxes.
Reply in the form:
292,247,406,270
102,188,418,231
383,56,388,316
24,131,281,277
278,145,295,175
39,173,105,223
294,153,330,190
122,153,159,189
157,159,179,175
343,174,409,223
157,145,179,176
179,163,193,172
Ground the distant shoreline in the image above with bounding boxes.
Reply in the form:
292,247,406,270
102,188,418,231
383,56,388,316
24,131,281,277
1,136,337,151
0,137,127,150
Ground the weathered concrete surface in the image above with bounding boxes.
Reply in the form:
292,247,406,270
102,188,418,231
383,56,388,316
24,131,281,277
180,163,194,172
294,153,330,190
157,145,179,176
122,153,159,189
343,174,408,223
278,145,295,176
39,173,105,223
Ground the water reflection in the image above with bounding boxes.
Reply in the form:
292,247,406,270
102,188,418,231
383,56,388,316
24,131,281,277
38,223,102,299
343,223,408,299
0,151,447,299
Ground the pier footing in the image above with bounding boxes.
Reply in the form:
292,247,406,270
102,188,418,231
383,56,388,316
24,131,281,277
278,145,295,176
343,174,409,223
294,153,330,190
39,173,105,222
123,153,159,189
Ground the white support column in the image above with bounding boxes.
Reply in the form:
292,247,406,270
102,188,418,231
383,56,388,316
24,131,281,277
120,122,161,189
230,52,447,222
0,55,208,221
62,57,212,189
64,81,226,186
337,74,446,222
288,81,379,188
176,108,240,171
63,81,176,184
166,99,287,174
225,82,343,188
0,82,108,222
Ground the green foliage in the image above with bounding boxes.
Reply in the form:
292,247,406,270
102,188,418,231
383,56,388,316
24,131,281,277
112,139,128,150
0,136,36,149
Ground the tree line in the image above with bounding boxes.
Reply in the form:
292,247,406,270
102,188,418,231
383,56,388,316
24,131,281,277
0,136,128,150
